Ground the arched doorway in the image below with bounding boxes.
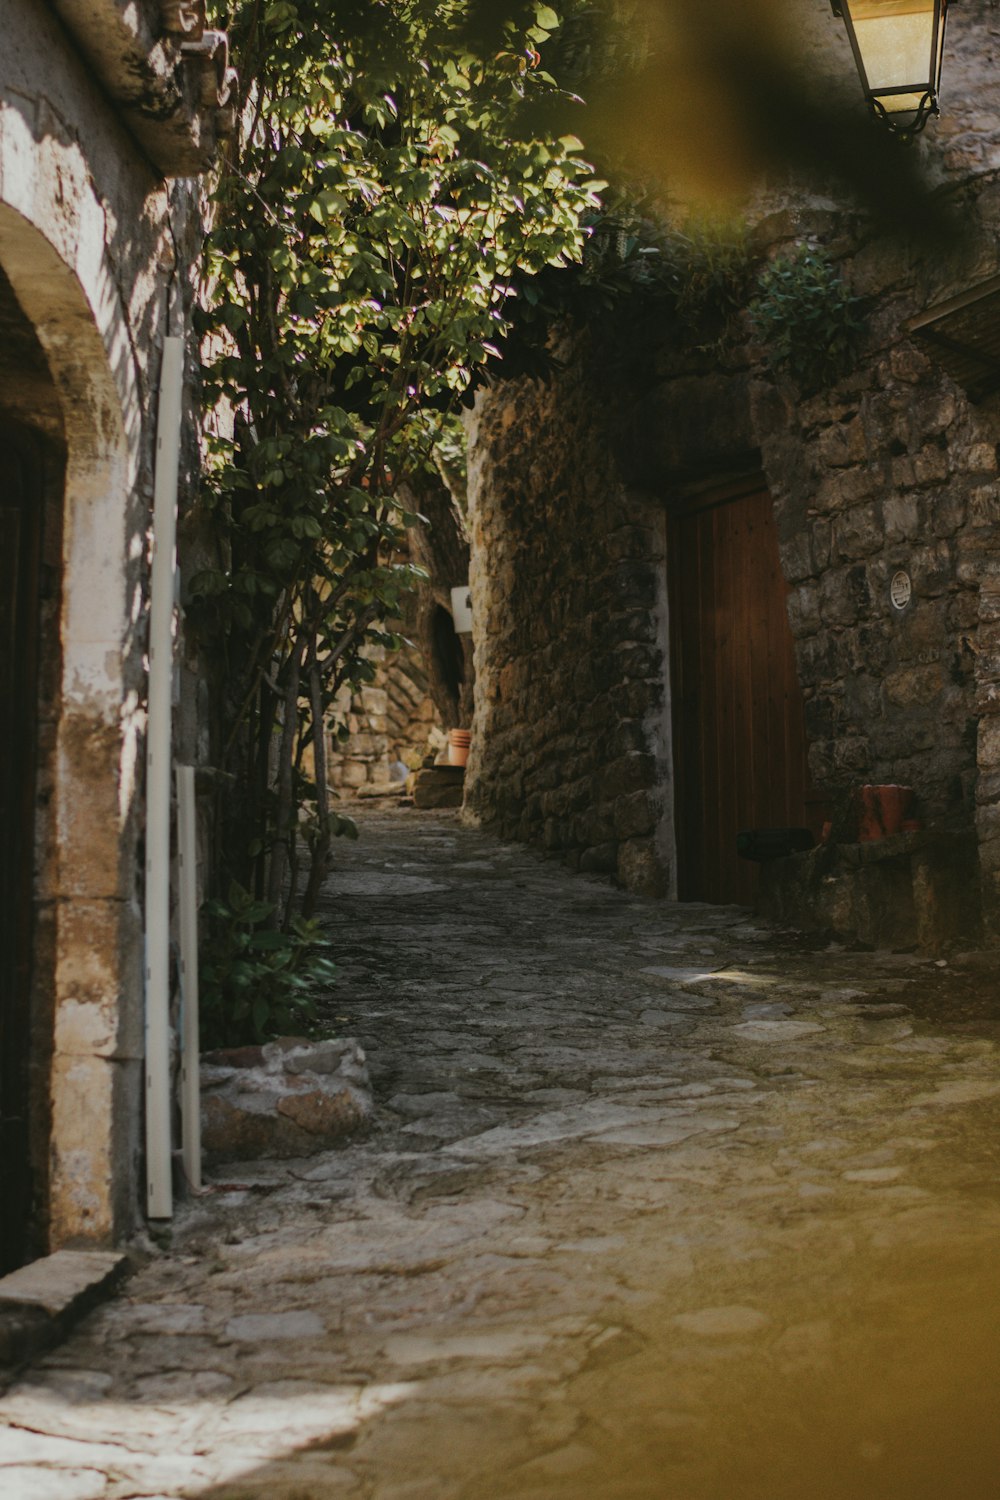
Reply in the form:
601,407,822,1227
0,191,139,1256
0,268,66,1271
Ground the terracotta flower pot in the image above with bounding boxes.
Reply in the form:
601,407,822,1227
856,784,914,842
448,728,471,768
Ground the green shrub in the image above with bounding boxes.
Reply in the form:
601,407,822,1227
659,216,754,350
749,246,864,390
199,881,337,1049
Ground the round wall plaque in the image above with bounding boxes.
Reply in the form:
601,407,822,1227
890,570,912,611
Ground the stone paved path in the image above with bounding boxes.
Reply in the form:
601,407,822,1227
3,809,1000,1499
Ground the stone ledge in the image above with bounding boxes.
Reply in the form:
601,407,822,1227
834,829,958,867
0,1250,128,1370
408,766,465,810
758,829,981,950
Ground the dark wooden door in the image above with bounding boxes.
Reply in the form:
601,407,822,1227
668,483,809,905
0,425,42,1273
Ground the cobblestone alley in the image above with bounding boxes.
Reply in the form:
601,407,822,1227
3,809,1000,1500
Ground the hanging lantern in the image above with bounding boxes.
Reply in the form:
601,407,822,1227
830,0,949,137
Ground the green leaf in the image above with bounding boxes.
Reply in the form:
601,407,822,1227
248,930,291,950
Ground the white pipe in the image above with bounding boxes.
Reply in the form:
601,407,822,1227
176,763,202,1192
145,334,184,1221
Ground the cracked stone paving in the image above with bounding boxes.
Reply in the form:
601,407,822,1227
3,808,1000,1499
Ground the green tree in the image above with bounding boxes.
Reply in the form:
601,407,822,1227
190,2,600,999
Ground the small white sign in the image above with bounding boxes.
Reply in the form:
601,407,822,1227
451,583,473,634
890,570,912,611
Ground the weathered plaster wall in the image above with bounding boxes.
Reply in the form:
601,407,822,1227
0,0,204,1248
464,346,674,895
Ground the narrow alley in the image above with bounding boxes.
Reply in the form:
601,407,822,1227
3,809,1000,1500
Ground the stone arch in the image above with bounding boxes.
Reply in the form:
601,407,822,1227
0,165,144,1249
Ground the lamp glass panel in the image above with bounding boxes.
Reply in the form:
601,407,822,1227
848,1,936,109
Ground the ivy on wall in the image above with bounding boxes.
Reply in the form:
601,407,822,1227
749,245,865,390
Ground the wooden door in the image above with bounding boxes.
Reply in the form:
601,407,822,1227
668,482,809,905
0,425,42,1273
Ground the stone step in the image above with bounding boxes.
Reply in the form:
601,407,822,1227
0,1250,129,1370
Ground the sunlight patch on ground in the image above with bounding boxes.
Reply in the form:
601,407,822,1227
0,1379,418,1497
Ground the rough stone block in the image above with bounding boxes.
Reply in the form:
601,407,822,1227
360,686,388,716
949,590,980,631
811,518,833,572
618,643,662,680
786,583,822,638
613,790,659,841
830,735,871,774
820,567,869,626
975,768,1000,806
809,640,844,694
409,765,465,809
340,760,369,789
912,446,949,486
608,681,654,720
579,842,618,874
890,344,932,384
201,1037,372,1162
930,490,967,538
53,899,141,1060
48,1051,118,1246
608,719,651,759
573,809,615,848
978,716,1000,771
778,530,814,584
616,837,668,896
893,600,947,666
817,417,867,469
599,753,657,801
55,713,130,900
884,663,944,708
968,485,1000,529
975,682,1000,716
966,443,997,474
919,392,957,437
883,493,921,542
834,503,882,561
957,551,1000,589
815,467,875,512
910,541,953,596
975,805,1000,846
891,455,917,488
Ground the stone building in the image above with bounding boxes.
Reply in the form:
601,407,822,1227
328,639,444,794
329,483,474,792
0,0,231,1273
464,1,1000,949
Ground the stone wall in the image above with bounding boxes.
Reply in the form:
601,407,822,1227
0,0,217,1253
465,2,1000,937
464,344,674,896
756,281,996,825
329,488,472,792
329,639,443,793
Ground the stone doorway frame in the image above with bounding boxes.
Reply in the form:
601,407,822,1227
0,161,144,1252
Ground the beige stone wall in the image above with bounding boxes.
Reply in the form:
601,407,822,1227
1,0,207,1250
330,639,443,792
